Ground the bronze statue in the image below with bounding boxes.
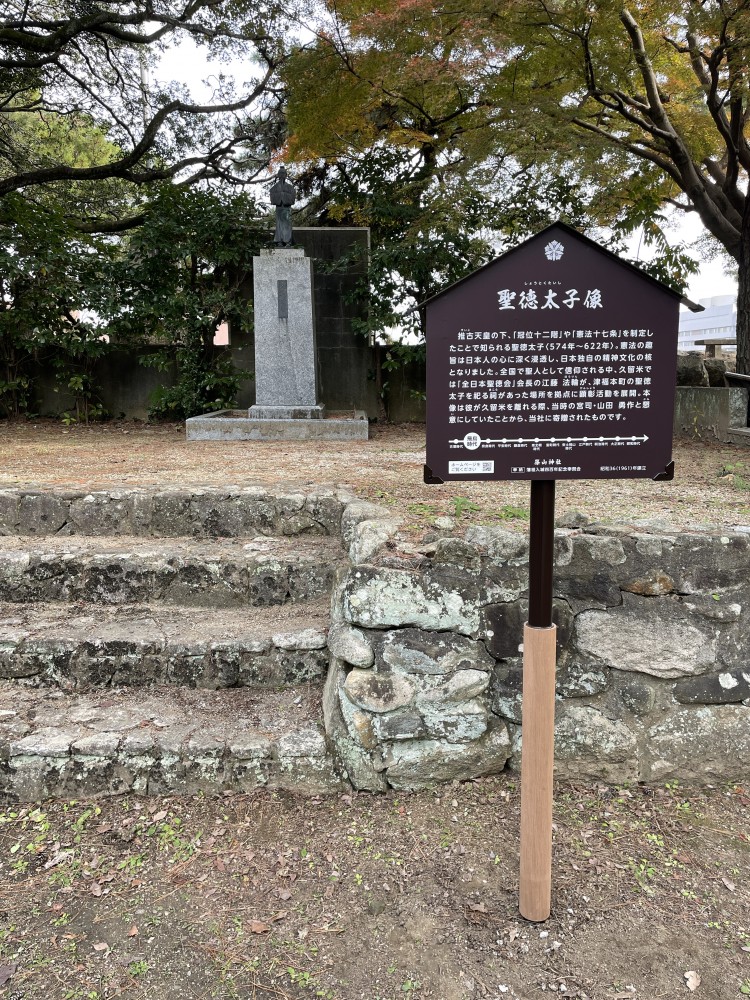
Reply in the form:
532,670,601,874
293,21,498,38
269,166,296,247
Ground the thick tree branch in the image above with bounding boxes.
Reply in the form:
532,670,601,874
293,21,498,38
0,63,277,198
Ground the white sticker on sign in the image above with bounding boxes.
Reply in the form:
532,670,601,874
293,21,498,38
449,461,495,474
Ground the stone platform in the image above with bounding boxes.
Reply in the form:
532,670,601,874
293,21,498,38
186,409,369,441
1,683,343,798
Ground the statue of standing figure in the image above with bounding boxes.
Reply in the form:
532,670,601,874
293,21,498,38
269,166,296,247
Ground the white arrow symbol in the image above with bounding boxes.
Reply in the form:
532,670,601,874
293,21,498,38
449,435,649,446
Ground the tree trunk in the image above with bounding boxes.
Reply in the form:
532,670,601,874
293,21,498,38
736,196,750,376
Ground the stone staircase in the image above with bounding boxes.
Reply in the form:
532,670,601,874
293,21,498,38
0,487,366,800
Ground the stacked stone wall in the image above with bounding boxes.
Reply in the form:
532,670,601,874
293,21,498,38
325,520,750,790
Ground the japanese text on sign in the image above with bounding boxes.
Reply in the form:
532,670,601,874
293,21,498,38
497,287,603,310
447,327,653,425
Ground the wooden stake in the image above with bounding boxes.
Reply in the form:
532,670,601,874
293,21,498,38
519,622,557,921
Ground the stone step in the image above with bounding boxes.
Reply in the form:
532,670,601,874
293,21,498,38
0,683,345,800
0,487,348,538
0,535,344,607
0,600,330,690
727,427,750,445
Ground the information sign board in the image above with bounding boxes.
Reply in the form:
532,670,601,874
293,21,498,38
425,223,683,483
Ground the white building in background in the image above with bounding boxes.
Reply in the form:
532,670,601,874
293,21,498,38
678,294,736,351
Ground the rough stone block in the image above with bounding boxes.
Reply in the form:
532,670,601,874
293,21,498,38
645,705,750,782
554,706,639,783
327,623,374,668
0,492,18,533
482,598,572,660
576,593,718,679
11,729,74,757
372,709,425,742
17,493,70,534
272,628,326,651
556,658,610,698
417,669,490,704
621,570,676,596
464,526,527,562
419,698,488,742
323,658,387,792
340,501,398,549
343,566,518,636
617,678,657,716
144,492,194,536
382,719,511,790
344,667,415,714
378,628,494,676
489,661,523,724
348,518,403,564
673,669,750,705
432,538,482,571
72,731,122,756
69,494,133,535
670,532,750,592
303,493,345,536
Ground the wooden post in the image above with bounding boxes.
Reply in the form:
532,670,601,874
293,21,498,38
519,479,557,922
519,622,557,921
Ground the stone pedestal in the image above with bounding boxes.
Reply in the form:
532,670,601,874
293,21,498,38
250,248,321,415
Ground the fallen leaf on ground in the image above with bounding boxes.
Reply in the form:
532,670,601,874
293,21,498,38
92,942,109,952
0,965,16,987
43,849,74,870
684,970,701,991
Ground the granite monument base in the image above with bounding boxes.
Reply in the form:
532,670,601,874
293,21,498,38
186,409,369,441
249,404,326,420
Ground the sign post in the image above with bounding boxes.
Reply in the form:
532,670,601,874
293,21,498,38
519,479,556,921
423,222,695,921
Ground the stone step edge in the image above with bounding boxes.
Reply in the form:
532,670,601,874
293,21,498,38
0,487,356,539
0,596,330,637
0,537,343,610
0,619,330,690
0,490,405,569
0,687,345,799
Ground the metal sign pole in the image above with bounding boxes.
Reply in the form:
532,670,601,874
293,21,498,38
519,479,557,922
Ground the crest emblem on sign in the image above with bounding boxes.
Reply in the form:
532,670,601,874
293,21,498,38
544,240,565,261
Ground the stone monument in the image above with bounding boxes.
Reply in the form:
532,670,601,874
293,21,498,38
186,167,368,441
249,244,325,422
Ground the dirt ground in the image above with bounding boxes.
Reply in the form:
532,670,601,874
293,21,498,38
0,419,749,999
0,420,749,532
0,779,748,1000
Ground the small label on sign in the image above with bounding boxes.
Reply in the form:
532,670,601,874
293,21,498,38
449,460,495,474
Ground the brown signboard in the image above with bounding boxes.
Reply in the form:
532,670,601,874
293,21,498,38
425,223,684,483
